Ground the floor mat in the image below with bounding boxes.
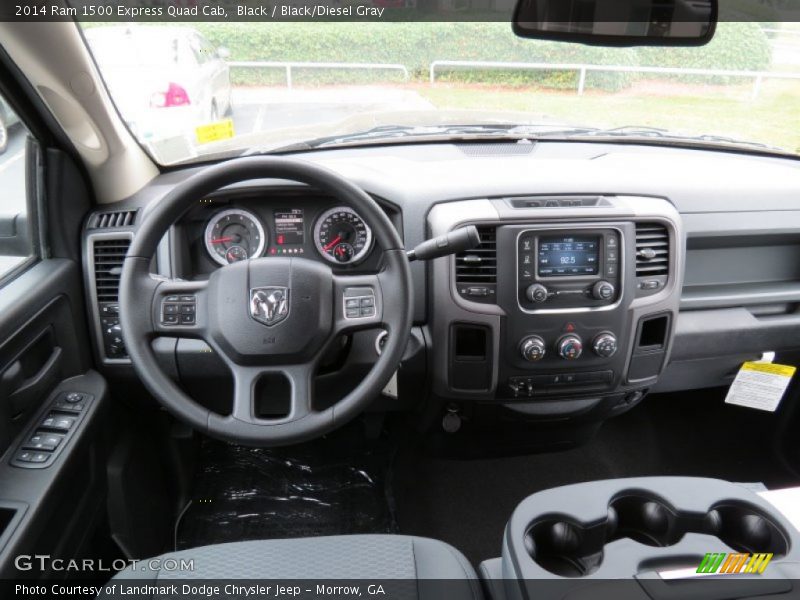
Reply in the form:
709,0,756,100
175,439,396,550
392,389,799,566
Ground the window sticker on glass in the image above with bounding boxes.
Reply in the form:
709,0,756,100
195,119,235,145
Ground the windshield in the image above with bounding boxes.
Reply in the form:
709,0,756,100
81,22,800,164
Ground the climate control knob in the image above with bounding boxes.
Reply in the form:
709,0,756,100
520,336,546,362
592,280,616,301
557,334,583,360
525,283,549,303
592,332,618,358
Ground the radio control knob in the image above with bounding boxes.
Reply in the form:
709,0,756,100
592,332,618,358
526,283,549,303
592,280,616,301
520,336,546,362
557,334,583,360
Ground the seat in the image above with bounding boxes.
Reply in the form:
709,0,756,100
99,535,482,599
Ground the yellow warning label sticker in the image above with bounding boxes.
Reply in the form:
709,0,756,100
725,362,795,412
741,362,796,377
195,119,235,145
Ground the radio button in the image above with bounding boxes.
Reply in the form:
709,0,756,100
525,284,549,303
592,281,616,301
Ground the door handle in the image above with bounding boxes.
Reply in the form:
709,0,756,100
2,346,62,417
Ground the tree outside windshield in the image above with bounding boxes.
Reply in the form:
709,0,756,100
81,22,800,164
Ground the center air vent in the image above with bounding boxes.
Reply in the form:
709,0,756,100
89,210,137,229
92,238,131,303
455,226,497,303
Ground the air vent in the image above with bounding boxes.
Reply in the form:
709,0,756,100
455,226,497,303
635,223,669,277
90,210,137,229
93,238,130,303
458,143,536,157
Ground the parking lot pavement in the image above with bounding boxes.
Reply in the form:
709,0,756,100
229,86,434,135
0,128,27,218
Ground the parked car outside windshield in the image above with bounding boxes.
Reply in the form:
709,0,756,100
81,22,800,164
84,25,232,154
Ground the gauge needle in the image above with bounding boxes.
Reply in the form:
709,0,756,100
323,236,342,252
210,237,233,244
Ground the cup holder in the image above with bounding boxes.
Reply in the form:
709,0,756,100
525,518,605,577
709,504,789,555
608,495,681,547
524,492,789,577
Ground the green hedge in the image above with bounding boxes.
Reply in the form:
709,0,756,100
637,22,770,84
193,22,640,90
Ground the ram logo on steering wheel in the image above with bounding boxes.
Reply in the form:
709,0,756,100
249,287,290,326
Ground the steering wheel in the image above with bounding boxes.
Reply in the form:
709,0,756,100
119,157,413,446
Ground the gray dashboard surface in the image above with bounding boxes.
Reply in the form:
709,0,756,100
105,141,800,322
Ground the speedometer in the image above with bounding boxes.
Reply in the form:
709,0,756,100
314,207,373,265
204,208,267,266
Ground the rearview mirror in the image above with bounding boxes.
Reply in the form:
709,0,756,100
217,47,231,60
513,0,716,46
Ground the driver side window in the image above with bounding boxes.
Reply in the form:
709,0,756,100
0,95,35,284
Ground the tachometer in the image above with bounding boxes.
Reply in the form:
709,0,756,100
204,208,267,266
314,206,373,265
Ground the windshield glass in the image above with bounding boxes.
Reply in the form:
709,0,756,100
81,22,800,164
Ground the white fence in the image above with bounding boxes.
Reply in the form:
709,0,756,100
228,59,800,100
229,61,409,88
429,60,800,100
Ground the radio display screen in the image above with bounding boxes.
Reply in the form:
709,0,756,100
538,236,599,276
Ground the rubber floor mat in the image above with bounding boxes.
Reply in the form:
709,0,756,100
175,439,396,550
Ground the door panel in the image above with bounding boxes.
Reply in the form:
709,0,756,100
0,259,91,453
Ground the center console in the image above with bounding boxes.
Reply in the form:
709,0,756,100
480,477,800,600
428,195,683,424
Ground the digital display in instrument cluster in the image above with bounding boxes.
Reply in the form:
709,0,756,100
272,209,305,255
538,236,599,276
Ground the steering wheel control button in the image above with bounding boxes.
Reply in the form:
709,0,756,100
520,336,546,362
343,288,377,320
557,334,583,360
162,295,196,325
592,332,619,358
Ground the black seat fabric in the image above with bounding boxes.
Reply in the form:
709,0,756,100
99,535,481,599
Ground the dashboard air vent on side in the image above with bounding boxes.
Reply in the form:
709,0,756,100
455,226,497,303
90,210,137,229
93,238,131,302
635,222,669,296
